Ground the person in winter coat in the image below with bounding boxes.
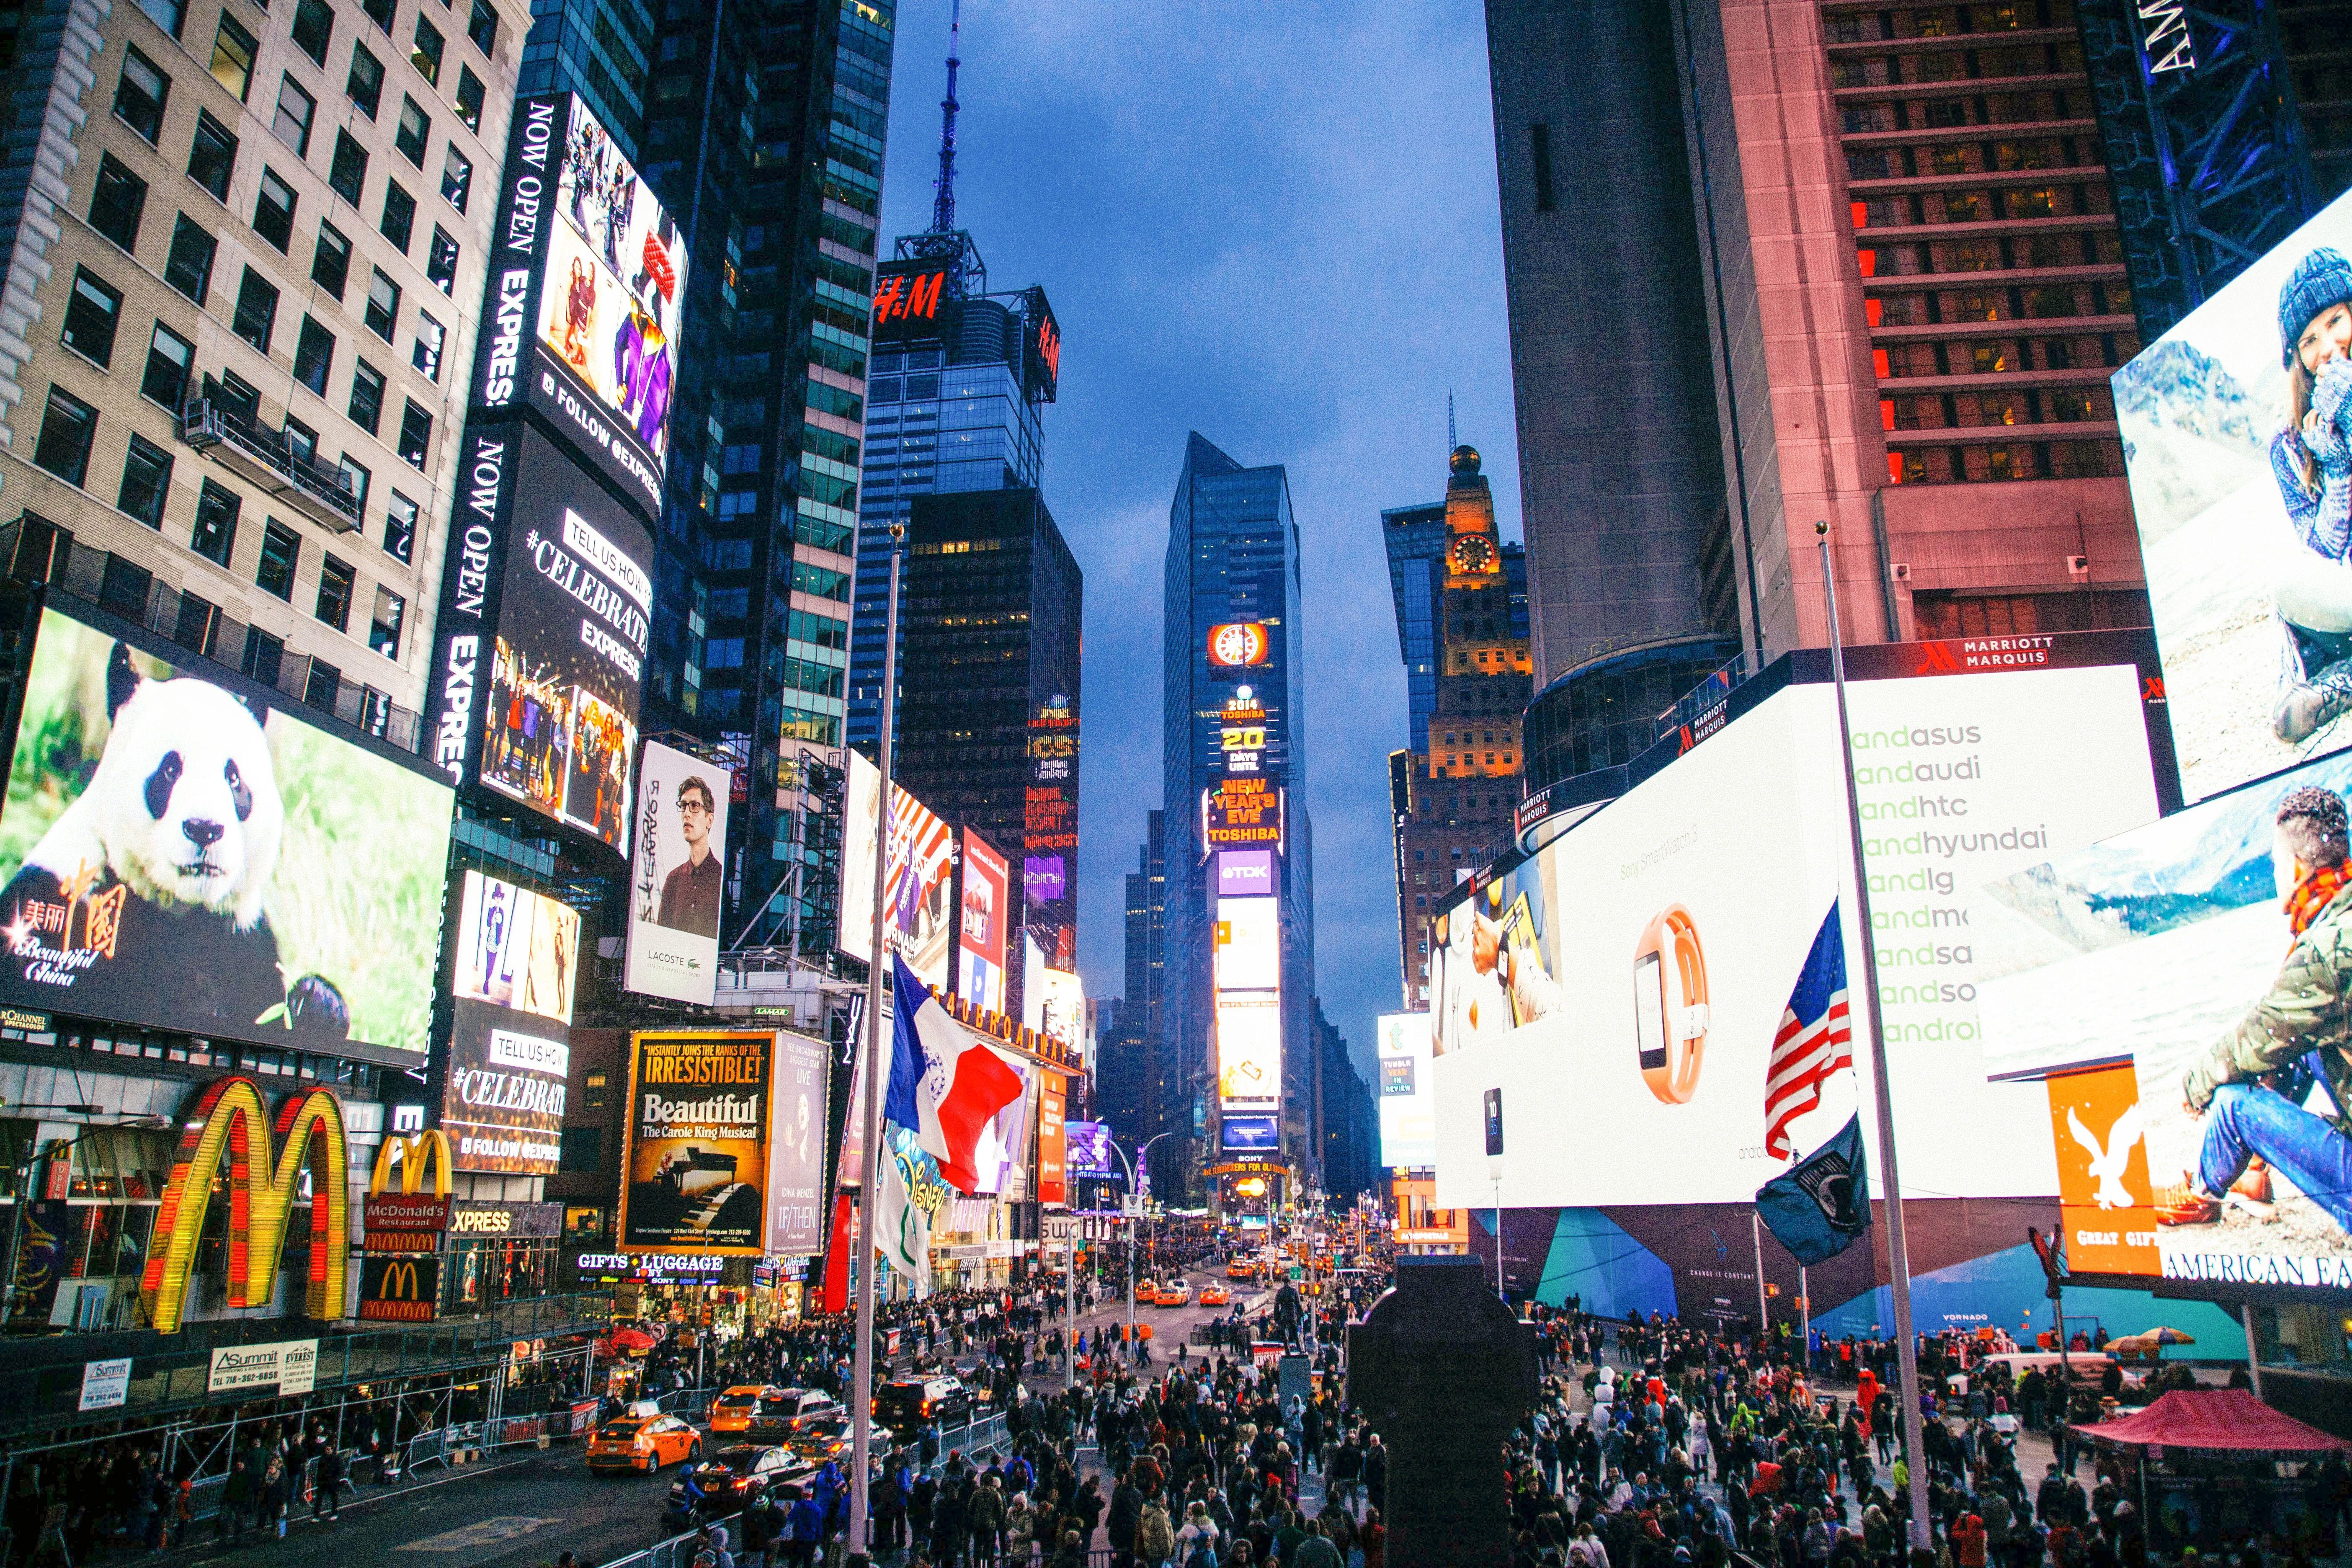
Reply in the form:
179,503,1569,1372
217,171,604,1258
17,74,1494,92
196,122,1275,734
970,1473,1008,1562
311,1444,344,1522
1175,1501,1221,1566
2269,248,2352,741
1109,1470,1145,1565
1135,1496,1176,1567
785,1485,824,1568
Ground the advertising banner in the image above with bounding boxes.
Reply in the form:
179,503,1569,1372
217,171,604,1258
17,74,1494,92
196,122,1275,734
357,1255,441,1321
956,828,1009,1015
1065,1119,1116,1176
441,872,576,1175
1221,1114,1279,1153
1429,664,2164,1211
471,93,682,516
1024,693,1079,945
1375,1013,1436,1170
764,1031,828,1255
872,260,955,343
1216,849,1276,897
2114,186,2352,802
1203,778,1283,853
835,750,954,990
1214,897,1281,990
618,1030,773,1255
1978,748,2352,1288
1037,1071,1067,1207
0,603,453,1052
624,740,730,1004
1035,965,1084,1062
1216,992,1283,1112
78,1357,129,1412
207,1339,316,1396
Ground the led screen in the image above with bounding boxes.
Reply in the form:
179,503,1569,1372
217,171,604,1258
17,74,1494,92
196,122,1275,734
2114,186,2352,802
1215,896,1280,991
1034,965,1084,1062
833,750,952,990
1216,992,1282,1112
0,603,452,1051
1429,665,2163,1210
1222,1114,1279,1153
763,1030,827,1255
1376,1013,1436,1170
618,1030,774,1256
1978,750,2352,1288
957,827,1008,1015
623,739,730,1005
442,870,579,1173
1065,1119,1116,1176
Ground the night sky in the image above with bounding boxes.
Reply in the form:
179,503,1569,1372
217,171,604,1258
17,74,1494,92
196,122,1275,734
872,0,1524,1081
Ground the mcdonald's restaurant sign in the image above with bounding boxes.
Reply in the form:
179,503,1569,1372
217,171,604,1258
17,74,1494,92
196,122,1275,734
357,1254,441,1322
139,1076,351,1336
363,1131,454,1253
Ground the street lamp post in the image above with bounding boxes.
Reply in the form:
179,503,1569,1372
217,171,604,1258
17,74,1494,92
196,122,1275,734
1100,1132,1173,1363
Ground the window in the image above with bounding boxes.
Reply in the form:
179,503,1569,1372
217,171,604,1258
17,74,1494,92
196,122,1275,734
454,65,484,132
193,481,240,567
33,387,98,486
257,520,300,600
1529,123,1556,213
411,309,444,379
291,0,333,64
232,267,277,352
383,488,416,562
273,76,315,155
304,660,341,710
60,268,124,366
364,268,397,338
379,180,414,249
210,13,258,100
338,454,369,509
395,96,428,165
88,155,150,251
141,321,193,407
467,0,496,52
137,0,185,38
311,219,351,297
114,49,169,142
361,0,392,31
163,214,216,302
293,316,335,394
188,111,237,201
411,15,443,83
209,369,259,423
315,554,355,631
253,167,296,250
329,129,368,203
347,357,384,431
396,400,430,467
440,145,471,211
118,433,173,528
369,584,403,656
284,417,318,469
241,629,283,687
426,226,457,294
346,43,383,116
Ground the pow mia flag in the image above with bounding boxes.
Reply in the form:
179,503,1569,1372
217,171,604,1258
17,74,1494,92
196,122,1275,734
1756,1113,1872,1265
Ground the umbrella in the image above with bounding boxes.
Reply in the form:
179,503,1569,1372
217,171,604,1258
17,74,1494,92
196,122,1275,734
610,1327,657,1351
2148,1328,2195,1344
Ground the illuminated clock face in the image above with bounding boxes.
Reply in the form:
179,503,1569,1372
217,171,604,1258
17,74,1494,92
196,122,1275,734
1210,622,1269,668
1451,534,1496,575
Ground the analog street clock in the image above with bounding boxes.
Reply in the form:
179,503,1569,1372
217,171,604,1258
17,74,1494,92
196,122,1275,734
1208,622,1270,668
1450,534,1497,575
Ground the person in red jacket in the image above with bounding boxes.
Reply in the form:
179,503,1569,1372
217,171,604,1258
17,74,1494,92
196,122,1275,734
1953,1512,1989,1568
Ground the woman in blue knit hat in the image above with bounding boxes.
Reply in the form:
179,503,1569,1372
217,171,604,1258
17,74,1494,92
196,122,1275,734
2267,246,2352,742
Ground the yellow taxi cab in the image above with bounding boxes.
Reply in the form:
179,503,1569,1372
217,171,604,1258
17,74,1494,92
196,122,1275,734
1155,1280,1193,1307
1226,1260,1256,1281
707,1385,781,1436
587,1413,702,1473
1134,1279,1160,1302
1200,1283,1231,1307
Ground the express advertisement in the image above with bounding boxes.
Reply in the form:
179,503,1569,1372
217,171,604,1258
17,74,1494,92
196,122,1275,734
1429,664,2164,1211
763,1031,828,1256
835,750,953,990
618,1030,772,1256
425,424,653,856
2114,186,2352,802
472,93,682,516
1215,897,1281,990
1977,749,2352,1288
0,603,453,1052
1216,992,1283,1112
1377,1012,1436,1170
623,739,730,1004
441,871,578,1174
957,827,1009,1014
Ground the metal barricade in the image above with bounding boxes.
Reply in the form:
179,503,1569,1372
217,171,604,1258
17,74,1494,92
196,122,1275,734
594,1509,743,1568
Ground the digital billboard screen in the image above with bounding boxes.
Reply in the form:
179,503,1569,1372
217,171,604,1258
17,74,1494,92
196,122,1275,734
618,1030,774,1256
763,1030,827,1255
0,603,453,1052
623,739,730,1005
1065,1119,1116,1176
1977,750,2352,1288
1035,965,1084,1062
1037,1071,1067,1207
1215,896,1281,991
1216,992,1282,1112
473,93,683,517
957,827,1008,1015
834,750,953,990
1221,1114,1279,1153
1428,663,2164,1211
442,870,578,1174
2114,185,2352,802
1376,1013,1436,1170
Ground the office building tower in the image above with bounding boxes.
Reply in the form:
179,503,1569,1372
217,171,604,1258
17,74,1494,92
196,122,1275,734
1100,810,1166,1174
1312,1001,1377,1200
1165,433,1315,1199
516,0,649,160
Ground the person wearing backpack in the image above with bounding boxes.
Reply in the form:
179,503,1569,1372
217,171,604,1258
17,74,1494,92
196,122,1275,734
1178,1499,1222,1568
1137,1494,1176,1568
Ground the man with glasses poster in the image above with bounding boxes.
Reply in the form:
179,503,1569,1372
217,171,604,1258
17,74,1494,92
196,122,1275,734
655,776,722,938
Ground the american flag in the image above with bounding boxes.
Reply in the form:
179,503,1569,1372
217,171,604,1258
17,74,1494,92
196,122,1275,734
1765,903,1854,1159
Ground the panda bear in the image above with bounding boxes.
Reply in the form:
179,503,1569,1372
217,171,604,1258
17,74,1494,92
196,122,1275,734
0,642,347,1037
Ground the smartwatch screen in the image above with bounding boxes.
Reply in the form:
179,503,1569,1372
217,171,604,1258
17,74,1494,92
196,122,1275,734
1635,951,1669,1072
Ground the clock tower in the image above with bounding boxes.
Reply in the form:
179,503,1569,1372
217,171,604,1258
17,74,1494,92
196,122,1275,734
1444,445,1504,589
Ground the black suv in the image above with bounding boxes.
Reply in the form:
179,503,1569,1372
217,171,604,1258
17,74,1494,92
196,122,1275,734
873,1375,972,1429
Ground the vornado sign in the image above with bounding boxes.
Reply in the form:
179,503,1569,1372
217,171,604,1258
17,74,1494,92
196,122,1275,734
141,1077,350,1335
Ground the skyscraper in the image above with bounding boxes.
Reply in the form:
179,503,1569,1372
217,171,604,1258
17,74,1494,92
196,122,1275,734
518,0,650,159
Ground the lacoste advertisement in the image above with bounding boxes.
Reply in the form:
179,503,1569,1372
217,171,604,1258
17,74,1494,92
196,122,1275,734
622,739,730,1005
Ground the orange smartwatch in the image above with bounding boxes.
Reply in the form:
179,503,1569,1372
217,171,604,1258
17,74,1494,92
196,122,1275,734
1635,904,1709,1104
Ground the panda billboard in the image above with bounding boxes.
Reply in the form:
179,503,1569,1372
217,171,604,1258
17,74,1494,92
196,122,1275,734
0,602,454,1052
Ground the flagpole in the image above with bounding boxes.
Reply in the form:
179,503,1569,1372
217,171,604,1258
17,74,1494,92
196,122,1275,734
1817,521,1933,1552
846,521,906,1568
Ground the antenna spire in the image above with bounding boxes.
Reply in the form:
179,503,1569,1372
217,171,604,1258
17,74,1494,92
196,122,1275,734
931,0,963,235
1448,390,1457,454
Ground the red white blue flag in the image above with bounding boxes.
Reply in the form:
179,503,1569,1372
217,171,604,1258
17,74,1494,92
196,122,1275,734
886,953,1024,1193
1764,903,1853,1159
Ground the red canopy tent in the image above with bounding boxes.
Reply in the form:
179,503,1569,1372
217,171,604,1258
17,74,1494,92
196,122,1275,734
2071,1389,2352,1453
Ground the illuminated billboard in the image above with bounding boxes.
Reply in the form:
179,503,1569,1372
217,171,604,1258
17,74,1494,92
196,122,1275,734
0,603,452,1052
1216,848,1276,897
1216,992,1282,1112
426,423,653,856
1203,777,1283,852
1977,750,2352,1288
1376,1013,1436,1170
1024,287,1061,402
763,1030,828,1256
957,828,1009,1015
834,750,953,990
442,871,578,1174
1035,965,1085,1062
618,1030,774,1256
1222,1114,1279,1153
623,740,730,1005
1215,896,1281,991
1429,663,2164,1210
473,94,684,516
872,261,954,342
1024,693,1078,947
1065,1119,1116,1176
2114,186,2352,802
